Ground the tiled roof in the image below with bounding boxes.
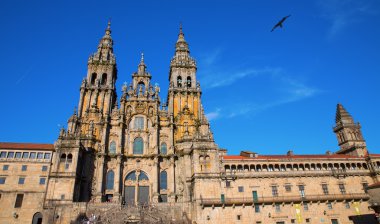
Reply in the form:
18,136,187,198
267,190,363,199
370,154,380,157
222,154,361,160
368,182,380,189
0,142,54,151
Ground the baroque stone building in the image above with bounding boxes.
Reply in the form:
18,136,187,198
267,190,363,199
0,23,380,224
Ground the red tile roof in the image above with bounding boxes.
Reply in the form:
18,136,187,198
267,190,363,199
0,142,54,151
222,154,361,160
368,182,380,188
222,153,380,160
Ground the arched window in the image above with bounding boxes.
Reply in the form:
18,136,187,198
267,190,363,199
106,170,114,190
32,212,43,224
133,137,144,154
231,165,236,171
101,73,107,85
177,76,182,87
67,154,73,163
160,171,167,190
138,171,149,181
91,73,97,85
126,171,137,181
60,153,66,162
160,143,167,155
109,141,116,154
186,76,191,88
134,117,144,130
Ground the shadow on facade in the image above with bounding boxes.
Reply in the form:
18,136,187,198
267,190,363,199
349,214,378,224
75,147,96,202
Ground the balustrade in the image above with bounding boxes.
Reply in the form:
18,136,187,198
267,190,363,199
199,193,369,206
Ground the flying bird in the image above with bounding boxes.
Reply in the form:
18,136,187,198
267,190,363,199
271,15,291,32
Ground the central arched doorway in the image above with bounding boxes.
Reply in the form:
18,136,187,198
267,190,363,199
32,212,43,224
124,170,150,206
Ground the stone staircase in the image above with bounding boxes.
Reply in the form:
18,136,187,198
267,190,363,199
76,203,188,224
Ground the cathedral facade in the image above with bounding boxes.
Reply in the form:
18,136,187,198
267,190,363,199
0,23,379,224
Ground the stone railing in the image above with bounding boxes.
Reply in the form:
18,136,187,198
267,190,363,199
45,199,75,208
0,157,51,163
50,171,76,178
199,193,369,207
221,169,370,179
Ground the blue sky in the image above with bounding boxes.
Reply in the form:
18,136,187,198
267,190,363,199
0,0,379,155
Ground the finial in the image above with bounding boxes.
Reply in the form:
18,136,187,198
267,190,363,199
105,19,111,35
122,82,128,93
141,52,144,63
177,22,186,43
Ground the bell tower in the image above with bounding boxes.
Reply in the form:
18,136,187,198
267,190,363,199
77,21,117,124
333,104,367,157
46,22,119,206
167,26,204,142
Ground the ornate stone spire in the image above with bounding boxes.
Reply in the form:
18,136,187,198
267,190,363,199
98,20,113,49
138,53,147,75
88,20,115,64
333,103,367,156
81,20,118,117
177,23,185,42
105,20,111,35
175,24,189,54
140,52,144,63
170,24,196,70
335,103,354,125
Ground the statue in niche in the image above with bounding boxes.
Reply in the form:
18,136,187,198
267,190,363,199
149,107,154,116
178,179,184,193
127,106,132,116
184,122,189,136
89,121,94,136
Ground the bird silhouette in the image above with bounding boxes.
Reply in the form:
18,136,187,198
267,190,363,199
271,15,291,32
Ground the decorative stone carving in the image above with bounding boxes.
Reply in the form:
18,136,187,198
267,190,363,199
136,102,145,114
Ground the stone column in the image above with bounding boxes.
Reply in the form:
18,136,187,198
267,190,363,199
95,156,105,202
85,90,92,113
114,155,122,202
169,156,176,202
103,91,111,115
78,88,85,117
99,91,105,113
91,89,99,107
152,157,159,203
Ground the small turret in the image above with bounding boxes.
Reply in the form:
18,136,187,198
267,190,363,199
333,104,367,157
130,53,153,98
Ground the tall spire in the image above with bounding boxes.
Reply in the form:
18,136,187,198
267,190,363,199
140,52,145,65
335,103,354,125
169,24,197,87
98,20,113,50
105,19,111,36
138,52,147,75
88,20,115,64
177,23,186,43
175,24,189,54
333,103,367,157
